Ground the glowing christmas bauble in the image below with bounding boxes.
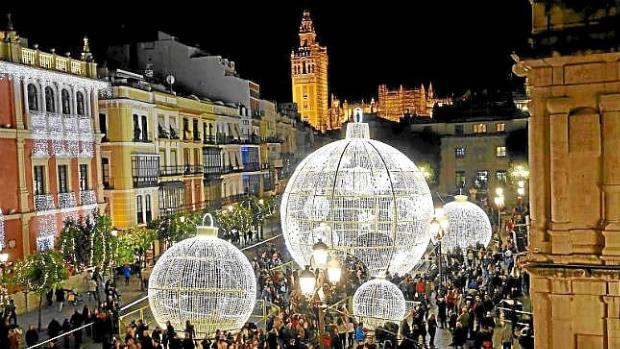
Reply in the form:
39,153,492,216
281,113,434,276
441,195,493,251
148,215,256,337
353,278,407,329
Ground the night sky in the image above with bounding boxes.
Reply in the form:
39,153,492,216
0,1,531,102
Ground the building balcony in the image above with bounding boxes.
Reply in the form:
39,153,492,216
160,165,184,177
243,162,261,172
34,194,55,211
262,136,283,144
17,47,93,78
204,165,223,177
133,175,159,188
222,194,247,205
217,134,241,144
221,165,243,174
241,134,261,145
80,190,97,206
58,192,77,209
184,164,204,176
203,135,217,145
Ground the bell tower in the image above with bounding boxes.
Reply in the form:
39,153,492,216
291,10,330,132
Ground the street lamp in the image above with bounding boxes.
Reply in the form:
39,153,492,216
312,239,329,269
0,253,8,263
430,208,448,293
326,257,342,284
299,265,316,296
494,188,505,237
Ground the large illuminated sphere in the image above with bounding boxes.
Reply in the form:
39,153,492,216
441,195,493,251
148,222,256,337
281,114,434,276
353,278,407,329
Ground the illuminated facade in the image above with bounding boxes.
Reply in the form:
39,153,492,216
0,23,107,260
513,1,620,348
377,83,437,121
291,10,330,132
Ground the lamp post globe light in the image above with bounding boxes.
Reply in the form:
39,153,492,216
352,278,407,329
148,214,256,337
280,109,434,277
441,195,493,252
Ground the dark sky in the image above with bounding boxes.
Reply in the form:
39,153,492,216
0,1,531,101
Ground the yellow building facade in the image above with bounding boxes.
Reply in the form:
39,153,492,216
291,10,330,132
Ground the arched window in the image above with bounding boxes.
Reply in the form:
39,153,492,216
61,89,71,114
27,84,38,111
76,91,85,116
44,86,55,112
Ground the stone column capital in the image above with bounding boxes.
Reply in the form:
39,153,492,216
546,97,572,114
599,94,620,112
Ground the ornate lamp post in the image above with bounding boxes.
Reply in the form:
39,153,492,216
429,208,448,293
299,240,343,349
494,187,505,236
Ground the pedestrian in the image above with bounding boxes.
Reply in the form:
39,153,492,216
8,327,21,349
184,320,195,340
48,318,62,345
122,265,132,286
354,322,365,344
5,298,17,325
26,324,39,347
426,313,437,348
88,278,98,302
62,318,71,349
55,288,66,312
497,320,514,349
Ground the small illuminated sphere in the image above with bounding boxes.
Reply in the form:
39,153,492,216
281,112,434,276
148,216,256,337
353,278,407,329
441,195,493,251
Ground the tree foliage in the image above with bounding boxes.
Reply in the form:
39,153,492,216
58,211,114,271
11,251,68,296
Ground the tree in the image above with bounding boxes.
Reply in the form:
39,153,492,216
11,251,68,330
58,211,114,272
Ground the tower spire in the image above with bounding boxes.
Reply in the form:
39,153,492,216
298,10,317,46
81,36,93,62
6,13,13,31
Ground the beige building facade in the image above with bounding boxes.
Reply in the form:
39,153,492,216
513,1,620,348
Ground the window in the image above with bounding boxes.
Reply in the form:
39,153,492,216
27,84,38,111
454,124,464,135
45,86,55,112
133,114,140,141
136,195,144,224
79,164,89,191
496,123,505,132
145,194,152,223
76,91,85,116
496,170,507,184
455,171,466,189
99,113,108,137
34,165,46,195
473,123,487,133
58,165,68,193
455,147,465,158
476,170,489,189
141,115,148,141
132,155,159,188
61,89,71,114
102,158,110,189
496,146,507,157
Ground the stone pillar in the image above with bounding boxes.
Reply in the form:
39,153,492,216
600,94,620,259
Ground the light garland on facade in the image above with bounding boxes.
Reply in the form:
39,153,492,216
34,194,55,212
28,111,95,158
80,190,96,206
58,192,77,209
0,61,108,90
0,209,5,250
352,278,407,329
36,214,57,251
148,214,257,337
280,111,434,276
441,195,493,252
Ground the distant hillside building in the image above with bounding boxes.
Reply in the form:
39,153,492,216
377,83,443,121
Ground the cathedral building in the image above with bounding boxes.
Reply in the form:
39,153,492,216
291,11,330,132
377,83,437,121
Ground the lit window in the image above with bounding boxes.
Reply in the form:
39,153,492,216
496,170,507,183
473,123,487,133
455,147,465,158
496,123,505,132
455,171,466,189
496,146,507,157
476,170,489,189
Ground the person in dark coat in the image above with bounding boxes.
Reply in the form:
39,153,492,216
55,289,66,312
25,324,39,347
62,319,71,349
70,310,83,349
427,313,437,348
47,318,62,345
436,297,447,328
0,318,10,349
